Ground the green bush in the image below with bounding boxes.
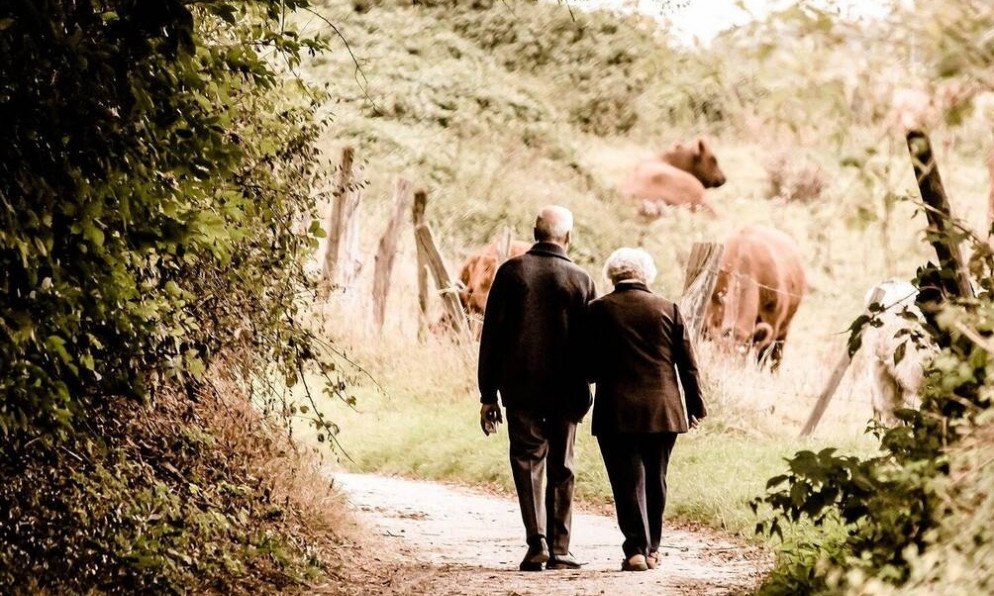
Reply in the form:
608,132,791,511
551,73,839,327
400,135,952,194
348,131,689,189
754,214,994,594
442,0,659,134
0,0,327,444
0,1,346,592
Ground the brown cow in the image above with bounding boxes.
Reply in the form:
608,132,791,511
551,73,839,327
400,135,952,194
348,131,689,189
620,137,727,217
706,225,806,370
458,240,531,331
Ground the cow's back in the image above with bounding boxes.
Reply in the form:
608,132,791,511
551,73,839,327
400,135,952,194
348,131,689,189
720,226,805,311
744,226,806,332
709,225,806,366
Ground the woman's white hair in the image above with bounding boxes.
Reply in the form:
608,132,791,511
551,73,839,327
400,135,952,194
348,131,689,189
604,247,658,285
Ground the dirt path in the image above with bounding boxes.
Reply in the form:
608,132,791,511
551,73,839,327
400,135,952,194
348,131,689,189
333,473,771,595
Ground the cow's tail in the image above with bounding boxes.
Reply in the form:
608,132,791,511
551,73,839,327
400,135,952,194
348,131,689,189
752,322,775,351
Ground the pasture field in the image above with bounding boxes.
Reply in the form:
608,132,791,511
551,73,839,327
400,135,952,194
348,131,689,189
293,0,993,564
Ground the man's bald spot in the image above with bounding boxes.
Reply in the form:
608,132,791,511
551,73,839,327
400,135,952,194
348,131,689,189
534,205,574,244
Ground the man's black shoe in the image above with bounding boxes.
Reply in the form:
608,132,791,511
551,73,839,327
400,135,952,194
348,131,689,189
519,537,550,572
547,553,585,570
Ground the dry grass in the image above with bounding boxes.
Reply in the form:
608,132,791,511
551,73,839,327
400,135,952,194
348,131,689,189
764,151,828,203
203,370,360,546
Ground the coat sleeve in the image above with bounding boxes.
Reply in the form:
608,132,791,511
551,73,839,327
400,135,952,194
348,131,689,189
579,276,599,382
674,305,708,420
582,301,601,383
478,266,509,405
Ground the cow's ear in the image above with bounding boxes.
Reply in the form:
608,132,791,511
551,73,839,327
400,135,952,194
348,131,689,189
697,137,709,155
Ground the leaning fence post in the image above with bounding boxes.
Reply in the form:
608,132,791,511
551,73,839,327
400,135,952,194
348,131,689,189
414,225,469,340
410,191,469,340
321,146,356,294
906,129,973,300
319,146,364,305
495,227,513,263
800,286,887,437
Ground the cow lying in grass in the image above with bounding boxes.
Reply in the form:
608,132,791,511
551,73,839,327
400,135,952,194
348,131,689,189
620,137,727,217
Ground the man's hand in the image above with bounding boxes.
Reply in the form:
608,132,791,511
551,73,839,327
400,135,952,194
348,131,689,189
480,403,503,436
689,415,702,430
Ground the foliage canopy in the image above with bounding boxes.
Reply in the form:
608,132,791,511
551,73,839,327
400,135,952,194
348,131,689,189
0,0,328,444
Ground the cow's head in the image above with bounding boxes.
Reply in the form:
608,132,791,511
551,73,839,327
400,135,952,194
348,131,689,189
458,253,498,318
664,137,727,189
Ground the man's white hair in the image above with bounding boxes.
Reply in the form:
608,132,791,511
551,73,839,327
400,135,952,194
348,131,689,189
604,247,657,285
535,205,574,241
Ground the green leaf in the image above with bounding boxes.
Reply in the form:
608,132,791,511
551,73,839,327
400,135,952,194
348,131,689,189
894,341,907,366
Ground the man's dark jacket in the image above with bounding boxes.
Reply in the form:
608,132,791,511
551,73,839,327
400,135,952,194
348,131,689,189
478,242,597,421
586,282,707,435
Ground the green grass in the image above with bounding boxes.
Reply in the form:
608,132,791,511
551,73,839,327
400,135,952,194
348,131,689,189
298,332,879,544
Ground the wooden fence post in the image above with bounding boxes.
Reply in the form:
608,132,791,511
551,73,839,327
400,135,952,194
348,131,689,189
372,178,412,331
321,146,363,294
679,242,724,340
800,286,886,437
906,130,974,300
413,190,429,340
410,190,468,340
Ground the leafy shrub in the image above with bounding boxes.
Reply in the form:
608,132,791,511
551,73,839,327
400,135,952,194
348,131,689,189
0,1,350,592
443,0,659,135
0,375,348,595
0,0,328,442
753,209,994,594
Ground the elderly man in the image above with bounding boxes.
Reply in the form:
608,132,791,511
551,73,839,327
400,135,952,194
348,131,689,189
586,247,707,572
478,205,597,571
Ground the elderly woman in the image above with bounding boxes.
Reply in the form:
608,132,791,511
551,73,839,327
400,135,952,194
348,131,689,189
586,247,707,572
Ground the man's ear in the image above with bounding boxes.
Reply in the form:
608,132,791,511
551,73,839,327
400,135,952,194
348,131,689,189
533,227,541,242
564,230,572,247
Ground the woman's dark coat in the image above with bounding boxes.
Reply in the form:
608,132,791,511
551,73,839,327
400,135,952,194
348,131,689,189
586,282,707,435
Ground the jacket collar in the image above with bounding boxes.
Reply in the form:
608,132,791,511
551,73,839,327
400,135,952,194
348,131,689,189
613,281,651,294
528,242,571,262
